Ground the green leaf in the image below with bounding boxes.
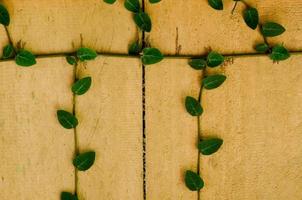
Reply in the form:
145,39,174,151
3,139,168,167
124,0,140,13
73,151,96,171
61,192,78,200
189,58,206,70
66,56,77,66
141,47,163,65
2,44,14,59
207,51,224,67
185,170,204,191
149,0,161,3
134,11,152,32
261,22,285,37
208,0,223,10
185,96,203,116
270,44,290,61
203,74,226,90
0,5,10,26
103,0,116,4
15,50,36,67
76,47,97,61
198,138,223,155
57,110,78,129
128,41,141,55
72,77,92,95
243,7,259,30
254,43,269,53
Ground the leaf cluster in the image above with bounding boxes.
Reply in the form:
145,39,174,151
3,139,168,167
208,0,290,62
184,51,225,191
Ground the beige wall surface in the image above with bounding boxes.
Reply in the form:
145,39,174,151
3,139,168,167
145,0,302,55
0,58,75,199
0,1,301,200
200,54,302,200
2,0,138,54
75,57,143,200
145,58,201,200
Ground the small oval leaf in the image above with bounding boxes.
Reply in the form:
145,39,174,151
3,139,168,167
207,51,224,67
2,44,14,59
15,49,36,67
203,74,226,90
185,96,203,116
243,7,259,30
141,47,164,65
261,22,285,37
134,11,152,32
72,77,92,95
128,41,141,55
270,44,290,61
185,170,204,191
73,151,96,171
57,110,78,129
103,0,116,4
124,0,140,13
254,43,269,53
198,138,223,155
149,0,161,3
0,4,10,26
208,0,223,10
66,56,77,66
61,192,78,200
77,48,97,62
189,58,206,70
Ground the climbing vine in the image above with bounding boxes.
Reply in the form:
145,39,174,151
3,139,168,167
0,0,294,199
58,47,97,200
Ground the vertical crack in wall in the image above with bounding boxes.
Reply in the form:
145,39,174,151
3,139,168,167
141,0,147,199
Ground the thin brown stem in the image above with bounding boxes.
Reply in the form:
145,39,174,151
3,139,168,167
4,26,17,53
197,69,206,200
72,62,79,195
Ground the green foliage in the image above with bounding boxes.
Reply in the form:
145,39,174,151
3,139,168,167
103,0,116,4
141,47,163,65
243,7,259,30
203,74,226,90
134,11,152,32
261,22,286,37
207,51,224,67
149,0,161,3
73,151,96,171
61,192,78,200
76,47,97,61
189,58,206,70
72,77,92,95
2,44,14,59
185,170,204,191
124,0,140,13
254,43,269,53
0,4,10,26
270,44,290,61
208,0,223,10
128,41,142,55
66,56,77,65
57,110,78,129
15,49,36,67
185,96,203,116
198,138,223,155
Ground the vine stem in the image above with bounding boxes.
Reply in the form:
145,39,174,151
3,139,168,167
72,62,79,195
197,69,206,200
4,26,17,54
231,1,239,15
